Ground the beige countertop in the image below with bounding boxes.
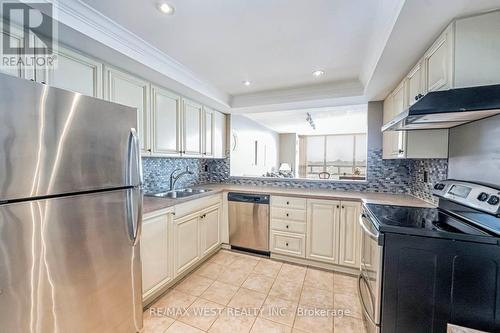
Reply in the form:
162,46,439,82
143,183,434,214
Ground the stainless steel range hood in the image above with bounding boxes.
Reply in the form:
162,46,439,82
382,84,500,131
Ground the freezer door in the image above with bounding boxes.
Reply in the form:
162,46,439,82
0,189,143,333
0,74,141,202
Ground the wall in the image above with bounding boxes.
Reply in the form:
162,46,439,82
144,101,449,204
448,114,500,186
279,133,299,176
230,115,279,177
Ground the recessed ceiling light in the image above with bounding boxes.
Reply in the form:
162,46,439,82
312,70,325,77
242,80,251,86
158,2,175,15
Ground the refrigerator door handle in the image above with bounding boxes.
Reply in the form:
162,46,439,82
126,128,143,245
126,188,143,246
127,128,143,187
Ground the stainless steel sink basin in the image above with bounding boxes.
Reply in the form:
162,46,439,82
146,188,213,199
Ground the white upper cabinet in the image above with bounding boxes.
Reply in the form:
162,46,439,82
0,22,33,80
182,98,203,157
407,60,424,106
424,24,454,93
105,67,150,154
213,111,227,159
203,106,214,158
151,86,182,156
40,47,103,98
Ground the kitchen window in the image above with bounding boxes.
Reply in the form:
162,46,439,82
299,133,367,180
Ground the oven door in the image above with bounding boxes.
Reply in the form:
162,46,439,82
359,210,383,333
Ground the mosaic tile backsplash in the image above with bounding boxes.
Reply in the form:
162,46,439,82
142,149,448,204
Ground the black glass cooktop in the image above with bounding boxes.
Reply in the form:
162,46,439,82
364,203,499,242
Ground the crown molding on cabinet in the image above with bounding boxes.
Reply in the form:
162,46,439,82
49,0,230,108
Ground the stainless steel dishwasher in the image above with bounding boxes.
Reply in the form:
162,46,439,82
228,192,270,254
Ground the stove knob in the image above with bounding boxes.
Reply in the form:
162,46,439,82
487,195,499,206
477,192,490,202
434,183,445,190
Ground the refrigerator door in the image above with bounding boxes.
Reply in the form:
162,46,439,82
0,74,141,202
0,188,143,333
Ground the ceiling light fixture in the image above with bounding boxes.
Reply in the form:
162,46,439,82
158,2,175,15
306,112,316,130
242,80,251,86
312,70,325,77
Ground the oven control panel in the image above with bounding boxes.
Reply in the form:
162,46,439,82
433,180,500,215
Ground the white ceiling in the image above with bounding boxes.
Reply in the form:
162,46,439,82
244,104,367,135
62,0,500,111
81,0,379,95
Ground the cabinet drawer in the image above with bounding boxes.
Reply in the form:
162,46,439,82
271,207,306,222
271,219,306,234
271,196,306,210
271,231,305,258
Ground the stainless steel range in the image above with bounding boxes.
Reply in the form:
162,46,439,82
359,180,500,333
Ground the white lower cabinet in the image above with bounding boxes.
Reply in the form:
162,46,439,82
173,204,221,276
306,199,341,264
301,199,362,269
174,214,201,276
200,206,221,256
338,201,361,268
141,211,173,298
271,231,305,257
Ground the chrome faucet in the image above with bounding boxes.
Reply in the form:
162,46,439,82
169,167,194,191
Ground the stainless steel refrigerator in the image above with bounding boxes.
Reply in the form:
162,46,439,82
0,73,143,332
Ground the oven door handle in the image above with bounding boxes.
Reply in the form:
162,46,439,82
359,214,379,240
358,274,378,328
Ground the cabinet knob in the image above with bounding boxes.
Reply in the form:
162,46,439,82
342,206,345,209
337,205,340,208
147,149,152,152
398,149,405,154
286,201,290,205
286,225,289,229
286,213,289,217
285,242,289,247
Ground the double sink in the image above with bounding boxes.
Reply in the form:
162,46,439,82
146,188,213,199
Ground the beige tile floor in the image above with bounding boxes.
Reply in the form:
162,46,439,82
143,250,367,333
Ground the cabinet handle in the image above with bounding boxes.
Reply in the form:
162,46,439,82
286,201,290,205
398,149,405,154
286,225,289,229
337,205,340,209
285,242,289,247
286,213,289,217
342,206,345,209
147,149,152,152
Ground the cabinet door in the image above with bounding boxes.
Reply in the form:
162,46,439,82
40,47,102,98
382,95,401,159
174,214,200,275
151,86,182,156
200,206,220,257
0,23,34,79
182,99,203,156
338,201,361,268
407,61,424,106
213,111,226,158
203,107,214,157
306,199,340,264
424,26,454,92
141,213,172,294
105,68,150,154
